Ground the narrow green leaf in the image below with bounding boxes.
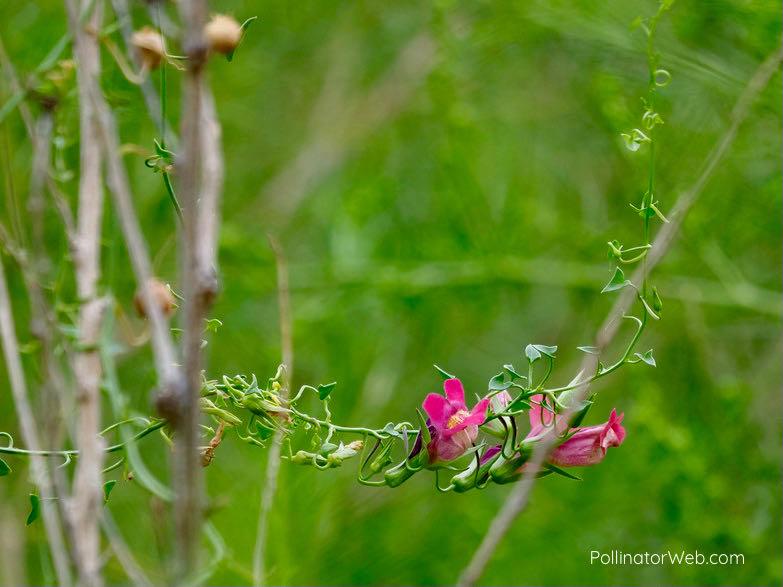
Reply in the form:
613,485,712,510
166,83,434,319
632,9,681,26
226,16,258,62
0,458,10,477
577,346,600,355
433,364,455,380
26,494,40,526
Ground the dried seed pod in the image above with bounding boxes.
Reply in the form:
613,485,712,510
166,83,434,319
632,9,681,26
133,278,176,319
131,27,166,70
204,14,242,55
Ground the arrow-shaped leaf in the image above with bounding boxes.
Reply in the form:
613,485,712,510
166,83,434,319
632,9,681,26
601,267,632,293
317,382,337,400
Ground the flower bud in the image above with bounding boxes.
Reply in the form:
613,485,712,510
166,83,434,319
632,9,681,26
131,27,166,70
482,391,513,438
204,15,242,55
291,450,314,465
488,442,533,484
325,441,363,467
133,278,176,319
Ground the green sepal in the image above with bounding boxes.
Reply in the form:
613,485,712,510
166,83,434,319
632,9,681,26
544,463,582,481
489,442,533,484
415,408,431,445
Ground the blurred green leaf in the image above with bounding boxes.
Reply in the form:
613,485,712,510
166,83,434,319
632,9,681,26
26,494,39,526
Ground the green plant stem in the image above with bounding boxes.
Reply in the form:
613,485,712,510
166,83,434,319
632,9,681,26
0,420,167,459
286,406,418,440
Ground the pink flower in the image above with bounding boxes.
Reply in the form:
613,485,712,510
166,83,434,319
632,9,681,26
422,378,490,463
548,409,626,467
526,394,626,467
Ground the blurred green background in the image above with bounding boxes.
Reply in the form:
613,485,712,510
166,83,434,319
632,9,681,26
0,0,780,585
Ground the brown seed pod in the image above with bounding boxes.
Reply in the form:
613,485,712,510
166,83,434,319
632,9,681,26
133,278,176,319
204,14,242,55
131,27,166,70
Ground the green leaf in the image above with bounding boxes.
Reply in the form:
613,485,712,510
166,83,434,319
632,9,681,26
601,267,632,293
634,349,657,367
317,382,336,400
26,494,40,526
381,422,404,439
226,16,258,62
502,364,525,380
488,372,512,391
103,480,117,503
545,463,582,481
525,344,558,363
577,346,600,355
433,364,455,380
0,458,10,477
506,389,534,413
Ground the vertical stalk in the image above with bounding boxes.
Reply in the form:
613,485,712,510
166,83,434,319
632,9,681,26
67,0,107,585
173,0,224,581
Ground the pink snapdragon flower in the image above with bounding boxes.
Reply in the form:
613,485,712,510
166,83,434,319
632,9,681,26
422,378,490,463
527,394,626,467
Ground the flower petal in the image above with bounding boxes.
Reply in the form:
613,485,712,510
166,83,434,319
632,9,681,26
443,378,466,409
422,393,451,428
462,397,490,427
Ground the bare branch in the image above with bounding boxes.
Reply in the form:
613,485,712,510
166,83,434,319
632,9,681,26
64,1,111,584
456,42,783,587
252,235,293,587
172,0,224,580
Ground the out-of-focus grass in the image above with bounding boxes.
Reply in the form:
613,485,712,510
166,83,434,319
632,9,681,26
0,0,780,585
